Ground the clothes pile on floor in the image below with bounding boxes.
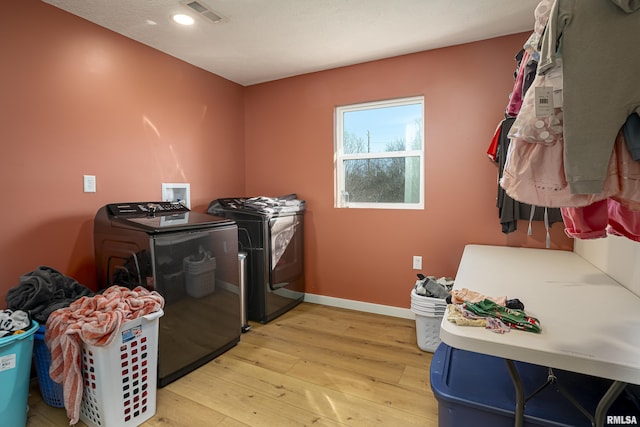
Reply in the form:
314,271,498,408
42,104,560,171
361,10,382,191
5,266,95,324
46,285,164,425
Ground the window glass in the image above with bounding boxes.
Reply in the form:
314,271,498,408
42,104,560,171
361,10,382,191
335,97,424,209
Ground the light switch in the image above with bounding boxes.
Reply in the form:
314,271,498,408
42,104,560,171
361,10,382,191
413,256,422,270
83,175,96,193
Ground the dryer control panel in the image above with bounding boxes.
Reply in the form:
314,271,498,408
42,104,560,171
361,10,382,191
108,201,189,217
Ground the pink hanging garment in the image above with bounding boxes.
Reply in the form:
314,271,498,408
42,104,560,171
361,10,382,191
560,131,640,242
607,199,640,242
508,64,564,145
611,131,640,211
506,50,530,117
500,133,619,208
560,200,608,240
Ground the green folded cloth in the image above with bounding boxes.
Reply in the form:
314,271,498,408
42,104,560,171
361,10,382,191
464,298,541,333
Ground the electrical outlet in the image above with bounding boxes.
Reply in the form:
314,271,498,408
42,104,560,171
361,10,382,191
83,175,96,193
412,255,422,270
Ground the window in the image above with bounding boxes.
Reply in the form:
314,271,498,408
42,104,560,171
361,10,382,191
335,96,424,209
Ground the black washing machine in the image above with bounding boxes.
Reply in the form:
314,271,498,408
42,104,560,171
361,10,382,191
208,196,305,323
94,201,240,387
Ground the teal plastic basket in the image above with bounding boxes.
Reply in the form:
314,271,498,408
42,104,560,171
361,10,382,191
33,326,65,408
0,319,39,427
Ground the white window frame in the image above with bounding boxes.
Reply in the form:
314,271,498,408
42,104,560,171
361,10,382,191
334,96,425,210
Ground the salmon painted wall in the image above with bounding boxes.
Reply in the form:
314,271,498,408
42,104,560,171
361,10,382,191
0,1,245,306
1,1,573,312
244,34,573,309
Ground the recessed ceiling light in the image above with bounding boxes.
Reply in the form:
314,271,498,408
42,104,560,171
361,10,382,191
172,14,194,25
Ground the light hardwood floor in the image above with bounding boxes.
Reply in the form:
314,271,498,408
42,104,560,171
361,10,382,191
27,302,439,426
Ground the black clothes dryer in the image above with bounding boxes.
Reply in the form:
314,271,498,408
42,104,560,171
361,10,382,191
208,196,305,323
94,201,240,387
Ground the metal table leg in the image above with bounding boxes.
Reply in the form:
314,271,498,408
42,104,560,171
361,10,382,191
505,359,524,427
504,358,628,427
594,381,627,427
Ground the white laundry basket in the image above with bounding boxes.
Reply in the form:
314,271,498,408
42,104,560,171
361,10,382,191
411,288,446,352
79,309,163,427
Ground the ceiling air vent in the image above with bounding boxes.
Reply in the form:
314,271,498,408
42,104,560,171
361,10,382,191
182,0,224,23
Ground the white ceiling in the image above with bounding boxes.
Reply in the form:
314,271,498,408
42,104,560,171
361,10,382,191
42,0,540,86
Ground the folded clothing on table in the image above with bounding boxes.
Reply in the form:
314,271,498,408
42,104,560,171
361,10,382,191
464,298,541,333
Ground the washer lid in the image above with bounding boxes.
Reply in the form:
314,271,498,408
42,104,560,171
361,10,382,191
121,211,233,233
106,202,234,233
208,196,305,218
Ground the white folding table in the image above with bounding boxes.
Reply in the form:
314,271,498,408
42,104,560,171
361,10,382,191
440,244,640,427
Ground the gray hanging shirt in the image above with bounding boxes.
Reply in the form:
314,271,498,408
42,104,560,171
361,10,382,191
538,0,640,194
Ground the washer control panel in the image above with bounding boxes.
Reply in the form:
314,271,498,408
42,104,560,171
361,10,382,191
108,201,189,217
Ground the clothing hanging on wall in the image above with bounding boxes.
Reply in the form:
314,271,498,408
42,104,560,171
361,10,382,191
488,7,564,245
537,0,640,195
505,50,530,118
494,117,564,237
494,0,640,244
522,0,554,62
561,199,640,243
500,58,622,209
561,130,640,240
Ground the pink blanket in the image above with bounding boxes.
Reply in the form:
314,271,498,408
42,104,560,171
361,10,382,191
45,285,164,425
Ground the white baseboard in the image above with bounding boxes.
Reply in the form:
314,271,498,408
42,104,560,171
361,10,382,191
303,293,414,320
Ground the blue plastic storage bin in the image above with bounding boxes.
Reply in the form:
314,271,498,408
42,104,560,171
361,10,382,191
33,325,65,407
0,320,39,427
430,343,640,427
